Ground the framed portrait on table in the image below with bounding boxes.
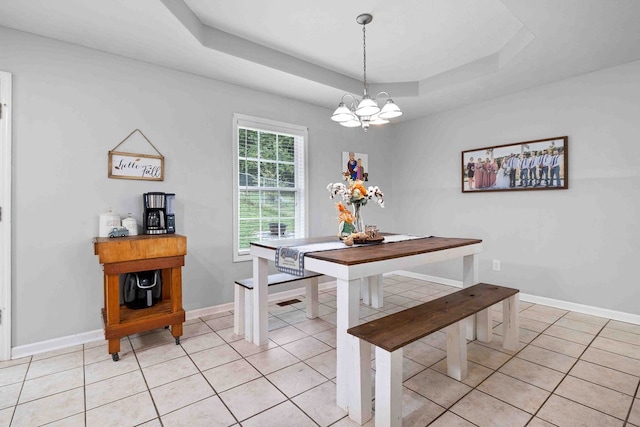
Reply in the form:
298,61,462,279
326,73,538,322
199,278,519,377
462,136,568,193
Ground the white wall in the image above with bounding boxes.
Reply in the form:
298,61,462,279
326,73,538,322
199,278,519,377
1,26,394,346
392,60,640,315
6,23,638,348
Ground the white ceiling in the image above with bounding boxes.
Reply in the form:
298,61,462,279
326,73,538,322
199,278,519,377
1,0,640,121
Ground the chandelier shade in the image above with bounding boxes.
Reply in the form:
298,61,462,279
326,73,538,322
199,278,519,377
369,114,389,125
355,95,380,117
331,102,356,122
331,13,403,131
378,98,403,119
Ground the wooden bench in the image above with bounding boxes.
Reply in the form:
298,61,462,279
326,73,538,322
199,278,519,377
347,283,519,427
234,271,323,341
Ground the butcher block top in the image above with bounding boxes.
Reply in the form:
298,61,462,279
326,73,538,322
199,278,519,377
93,234,187,264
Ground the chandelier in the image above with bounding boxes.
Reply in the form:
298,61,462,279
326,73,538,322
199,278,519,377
331,13,403,131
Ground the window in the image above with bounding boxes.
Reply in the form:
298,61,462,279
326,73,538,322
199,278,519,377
233,114,308,261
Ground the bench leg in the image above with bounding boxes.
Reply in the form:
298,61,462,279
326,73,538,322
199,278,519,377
233,285,245,336
370,274,383,309
305,277,319,319
463,253,478,340
348,336,372,425
252,257,269,345
476,307,493,343
375,347,403,427
502,294,520,351
446,321,468,381
244,289,253,342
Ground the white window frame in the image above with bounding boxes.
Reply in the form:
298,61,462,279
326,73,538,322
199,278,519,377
232,114,309,262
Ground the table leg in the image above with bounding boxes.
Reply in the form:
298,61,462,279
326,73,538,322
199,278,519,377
107,338,120,356
305,277,319,319
463,253,479,340
252,256,269,346
106,274,120,356
336,278,361,411
370,274,383,309
361,278,370,305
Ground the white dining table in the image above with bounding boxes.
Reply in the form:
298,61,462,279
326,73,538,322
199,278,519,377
249,235,483,424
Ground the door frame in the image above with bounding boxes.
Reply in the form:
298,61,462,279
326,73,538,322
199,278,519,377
0,71,12,361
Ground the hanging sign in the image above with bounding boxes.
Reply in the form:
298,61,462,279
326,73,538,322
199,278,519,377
108,129,164,181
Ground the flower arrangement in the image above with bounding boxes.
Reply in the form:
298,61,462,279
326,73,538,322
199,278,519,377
327,178,384,237
326,178,385,208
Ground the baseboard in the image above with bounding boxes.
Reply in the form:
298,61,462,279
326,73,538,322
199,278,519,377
11,279,339,359
392,270,640,325
12,329,104,360
391,270,463,288
517,293,640,325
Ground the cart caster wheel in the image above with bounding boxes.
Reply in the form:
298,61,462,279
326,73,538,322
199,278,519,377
175,337,180,345
164,326,169,329
112,353,119,362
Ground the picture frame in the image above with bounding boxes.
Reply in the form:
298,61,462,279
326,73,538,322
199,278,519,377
342,151,369,181
462,136,568,193
108,151,164,181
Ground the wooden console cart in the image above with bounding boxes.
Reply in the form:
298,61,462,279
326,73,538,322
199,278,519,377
93,234,187,361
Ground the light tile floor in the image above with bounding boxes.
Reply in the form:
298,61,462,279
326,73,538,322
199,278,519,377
1,275,639,426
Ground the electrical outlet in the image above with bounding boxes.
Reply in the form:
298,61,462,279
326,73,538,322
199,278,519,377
492,260,501,271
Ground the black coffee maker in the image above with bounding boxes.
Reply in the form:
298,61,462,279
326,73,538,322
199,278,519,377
143,192,176,234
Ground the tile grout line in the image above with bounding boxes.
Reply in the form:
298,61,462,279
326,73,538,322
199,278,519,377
624,379,640,426
170,320,242,426
131,334,166,426
7,355,31,426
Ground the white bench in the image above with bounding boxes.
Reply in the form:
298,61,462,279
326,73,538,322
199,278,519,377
234,271,322,341
347,283,520,426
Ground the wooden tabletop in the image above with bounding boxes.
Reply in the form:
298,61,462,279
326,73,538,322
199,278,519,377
251,235,482,266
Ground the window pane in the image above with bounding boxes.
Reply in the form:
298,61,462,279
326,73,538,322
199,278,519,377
239,189,261,251
280,192,296,217
239,191,260,219
260,162,277,187
240,160,258,187
261,190,279,216
260,132,277,160
278,135,294,162
279,163,295,188
239,219,260,251
245,130,258,158
238,129,246,156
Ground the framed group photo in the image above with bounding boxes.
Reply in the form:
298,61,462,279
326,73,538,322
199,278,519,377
462,136,568,193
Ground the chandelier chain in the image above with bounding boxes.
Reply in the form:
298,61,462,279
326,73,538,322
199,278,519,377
362,24,367,94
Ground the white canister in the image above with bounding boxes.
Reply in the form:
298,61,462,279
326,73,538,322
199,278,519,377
99,209,121,237
122,213,138,236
